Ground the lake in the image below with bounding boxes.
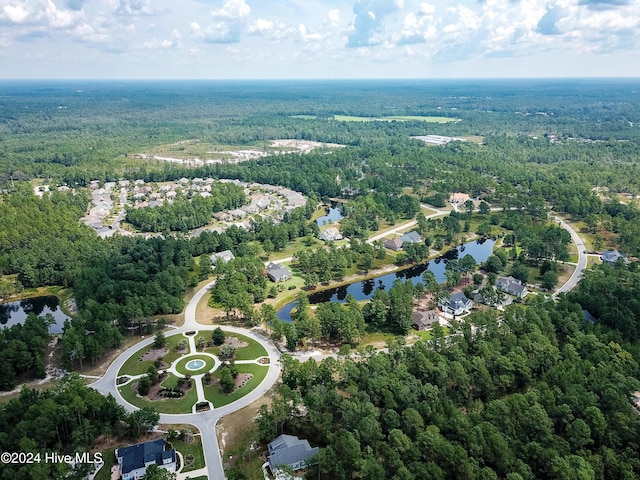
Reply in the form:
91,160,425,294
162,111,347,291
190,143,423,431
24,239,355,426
277,238,496,322
0,296,70,334
316,205,344,226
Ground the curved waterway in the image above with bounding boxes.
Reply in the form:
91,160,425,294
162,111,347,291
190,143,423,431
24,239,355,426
277,238,496,322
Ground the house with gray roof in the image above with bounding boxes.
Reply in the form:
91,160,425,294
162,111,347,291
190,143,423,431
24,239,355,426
401,231,422,244
412,310,440,331
267,262,292,282
268,434,319,474
210,250,235,265
319,227,343,242
496,276,528,299
115,439,176,480
439,291,473,316
384,237,404,251
601,250,628,266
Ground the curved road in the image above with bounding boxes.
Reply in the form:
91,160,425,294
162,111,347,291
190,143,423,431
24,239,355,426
90,210,588,479
553,216,588,297
90,279,283,480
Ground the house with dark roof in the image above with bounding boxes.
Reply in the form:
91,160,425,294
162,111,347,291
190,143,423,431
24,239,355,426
400,231,422,244
115,439,176,480
210,250,235,265
384,237,404,251
496,276,528,299
412,310,440,331
601,250,628,266
267,262,292,282
439,292,473,316
268,434,319,474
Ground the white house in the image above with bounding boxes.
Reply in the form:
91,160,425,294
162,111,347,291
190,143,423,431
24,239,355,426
440,292,473,316
319,227,343,242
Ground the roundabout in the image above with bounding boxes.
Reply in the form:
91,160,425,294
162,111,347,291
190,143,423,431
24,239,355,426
90,278,284,479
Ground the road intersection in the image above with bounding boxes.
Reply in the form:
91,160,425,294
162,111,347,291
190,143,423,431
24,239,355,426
90,278,283,480
89,211,588,480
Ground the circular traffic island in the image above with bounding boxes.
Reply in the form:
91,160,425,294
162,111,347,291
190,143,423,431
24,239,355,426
175,354,216,376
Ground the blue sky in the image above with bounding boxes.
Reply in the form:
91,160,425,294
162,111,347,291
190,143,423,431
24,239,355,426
1,0,639,79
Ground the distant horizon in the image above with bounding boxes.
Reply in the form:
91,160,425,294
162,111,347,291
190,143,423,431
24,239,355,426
1,76,639,82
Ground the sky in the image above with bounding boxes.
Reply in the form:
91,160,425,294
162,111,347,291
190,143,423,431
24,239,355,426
0,0,639,79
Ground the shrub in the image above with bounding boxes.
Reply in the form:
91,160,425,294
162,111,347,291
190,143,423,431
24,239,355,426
212,327,225,345
219,343,237,359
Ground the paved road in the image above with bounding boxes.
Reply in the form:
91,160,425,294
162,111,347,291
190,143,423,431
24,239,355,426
90,278,282,480
89,208,588,479
553,216,588,298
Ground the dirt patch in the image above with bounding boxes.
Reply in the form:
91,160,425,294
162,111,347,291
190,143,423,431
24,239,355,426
216,382,279,455
414,292,437,312
270,139,344,152
141,347,169,362
196,289,222,325
225,337,248,348
235,373,252,390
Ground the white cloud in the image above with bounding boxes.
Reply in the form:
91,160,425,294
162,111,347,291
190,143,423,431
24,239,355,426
2,4,29,24
248,18,273,34
328,9,340,26
114,0,153,16
211,0,250,19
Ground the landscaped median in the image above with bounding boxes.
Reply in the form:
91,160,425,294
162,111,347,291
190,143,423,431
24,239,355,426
118,375,199,414
203,363,269,407
115,328,273,414
118,332,189,377
205,331,268,360
174,354,216,376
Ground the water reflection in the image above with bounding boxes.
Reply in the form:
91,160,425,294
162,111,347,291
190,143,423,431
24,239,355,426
0,296,70,333
315,204,345,226
277,238,495,322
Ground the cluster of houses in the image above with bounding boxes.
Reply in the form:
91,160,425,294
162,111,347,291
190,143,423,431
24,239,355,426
383,231,423,251
412,275,530,331
112,434,319,479
67,177,308,238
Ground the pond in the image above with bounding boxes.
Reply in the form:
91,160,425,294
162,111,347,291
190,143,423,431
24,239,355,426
316,204,344,226
0,296,70,334
277,238,496,322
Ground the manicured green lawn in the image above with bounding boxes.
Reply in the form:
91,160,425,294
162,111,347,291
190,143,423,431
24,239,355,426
118,333,190,377
204,363,269,407
118,375,198,414
205,331,268,360
174,354,216,376
173,436,205,472
94,447,115,480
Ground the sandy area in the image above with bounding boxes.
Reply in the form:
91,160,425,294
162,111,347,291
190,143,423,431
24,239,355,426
225,337,248,348
141,347,169,362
